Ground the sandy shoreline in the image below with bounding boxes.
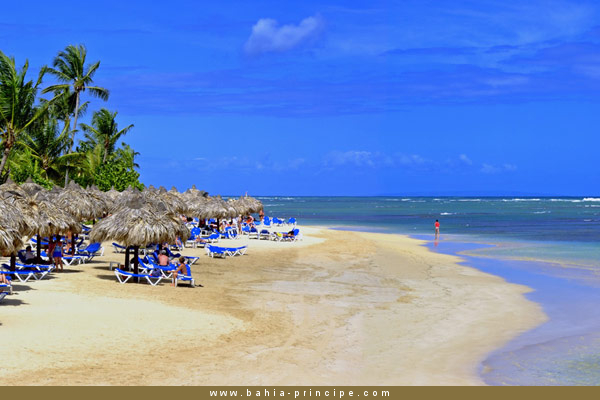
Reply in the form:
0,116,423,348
0,226,546,385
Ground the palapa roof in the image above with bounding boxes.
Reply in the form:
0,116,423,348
0,180,81,237
56,182,107,221
143,186,189,215
90,199,189,247
204,196,239,219
0,194,26,253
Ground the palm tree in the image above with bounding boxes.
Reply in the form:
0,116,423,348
17,115,82,183
0,51,49,180
80,108,134,163
42,44,109,185
44,86,89,132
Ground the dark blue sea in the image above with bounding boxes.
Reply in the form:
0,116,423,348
254,196,600,385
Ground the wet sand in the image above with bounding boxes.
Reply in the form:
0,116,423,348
0,227,545,385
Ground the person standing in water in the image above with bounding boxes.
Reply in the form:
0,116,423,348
434,219,440,239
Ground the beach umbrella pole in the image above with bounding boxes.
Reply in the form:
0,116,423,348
72,233,78,254
133,246,140,283
9,254,16,278
124,246,130,273
36,234,42,260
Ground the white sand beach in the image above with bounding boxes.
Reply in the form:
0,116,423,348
0,227,546,385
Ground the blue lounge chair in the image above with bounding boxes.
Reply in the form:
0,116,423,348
165,247,181,259
112,243,127,253
186,227,201,248
173,264,195,287
0,268,45,282
114,268,163,285
1,281,12,296
146,256,177,278
259,229,272,240
279,228,301,242
248,227,259,239
205,245,227,258
206,245,247,258
287,217,297,226
76,242,104,261
224,246,247,257
205,233,220,243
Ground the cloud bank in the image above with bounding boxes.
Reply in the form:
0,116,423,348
244,15,324,55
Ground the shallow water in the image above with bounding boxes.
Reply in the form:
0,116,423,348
255,196,600,385
422,236,600,386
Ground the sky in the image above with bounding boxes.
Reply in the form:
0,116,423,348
1,0,599,196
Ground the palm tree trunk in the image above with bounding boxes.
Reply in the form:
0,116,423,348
0,144,11,178
64,91,80,186
0,129,14,177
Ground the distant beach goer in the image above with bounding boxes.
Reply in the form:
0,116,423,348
47,237,55,264
434,220,440,239
259,209,265,220
53,236,64,272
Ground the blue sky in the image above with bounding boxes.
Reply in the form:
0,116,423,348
1,0,599,195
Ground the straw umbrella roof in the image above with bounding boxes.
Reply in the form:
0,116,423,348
108,186,141,213
90,199,190,247
204,196,239,219
183,185,208,203
0,194,26,254
104,186,121,202
20,177,46,196
0,179,80,237
237,195,263,214
56,182,107,221
143,186,189,215
228,198,251,216
85,185,109,217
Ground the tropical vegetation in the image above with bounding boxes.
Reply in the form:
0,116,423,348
0,45,143,191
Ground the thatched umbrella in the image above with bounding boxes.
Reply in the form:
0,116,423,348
239,194,264,214
55,182,106,253
90,199,190,281
104,186,121,202
86,185,109,218
0,185,80,267
143,186,188,215
19,177,46,197
182,185,208,204
205,196,238,219
109,186,142,213
56,182,107,221
0,194,27,258
228,198,251,216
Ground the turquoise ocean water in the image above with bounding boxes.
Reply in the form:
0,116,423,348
254,196,600,385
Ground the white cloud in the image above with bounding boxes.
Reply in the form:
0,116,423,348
244,15,324,55
459,154,473,165
481,163,518,174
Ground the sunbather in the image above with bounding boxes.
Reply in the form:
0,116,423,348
283,230,296,238
158,250,170,266
0,273,10,285
171,257,187,287
23,246,36,264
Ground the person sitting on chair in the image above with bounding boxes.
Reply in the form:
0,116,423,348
172,257,187,287
0,273,10,285
24,245,36,264
158,250,170,266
